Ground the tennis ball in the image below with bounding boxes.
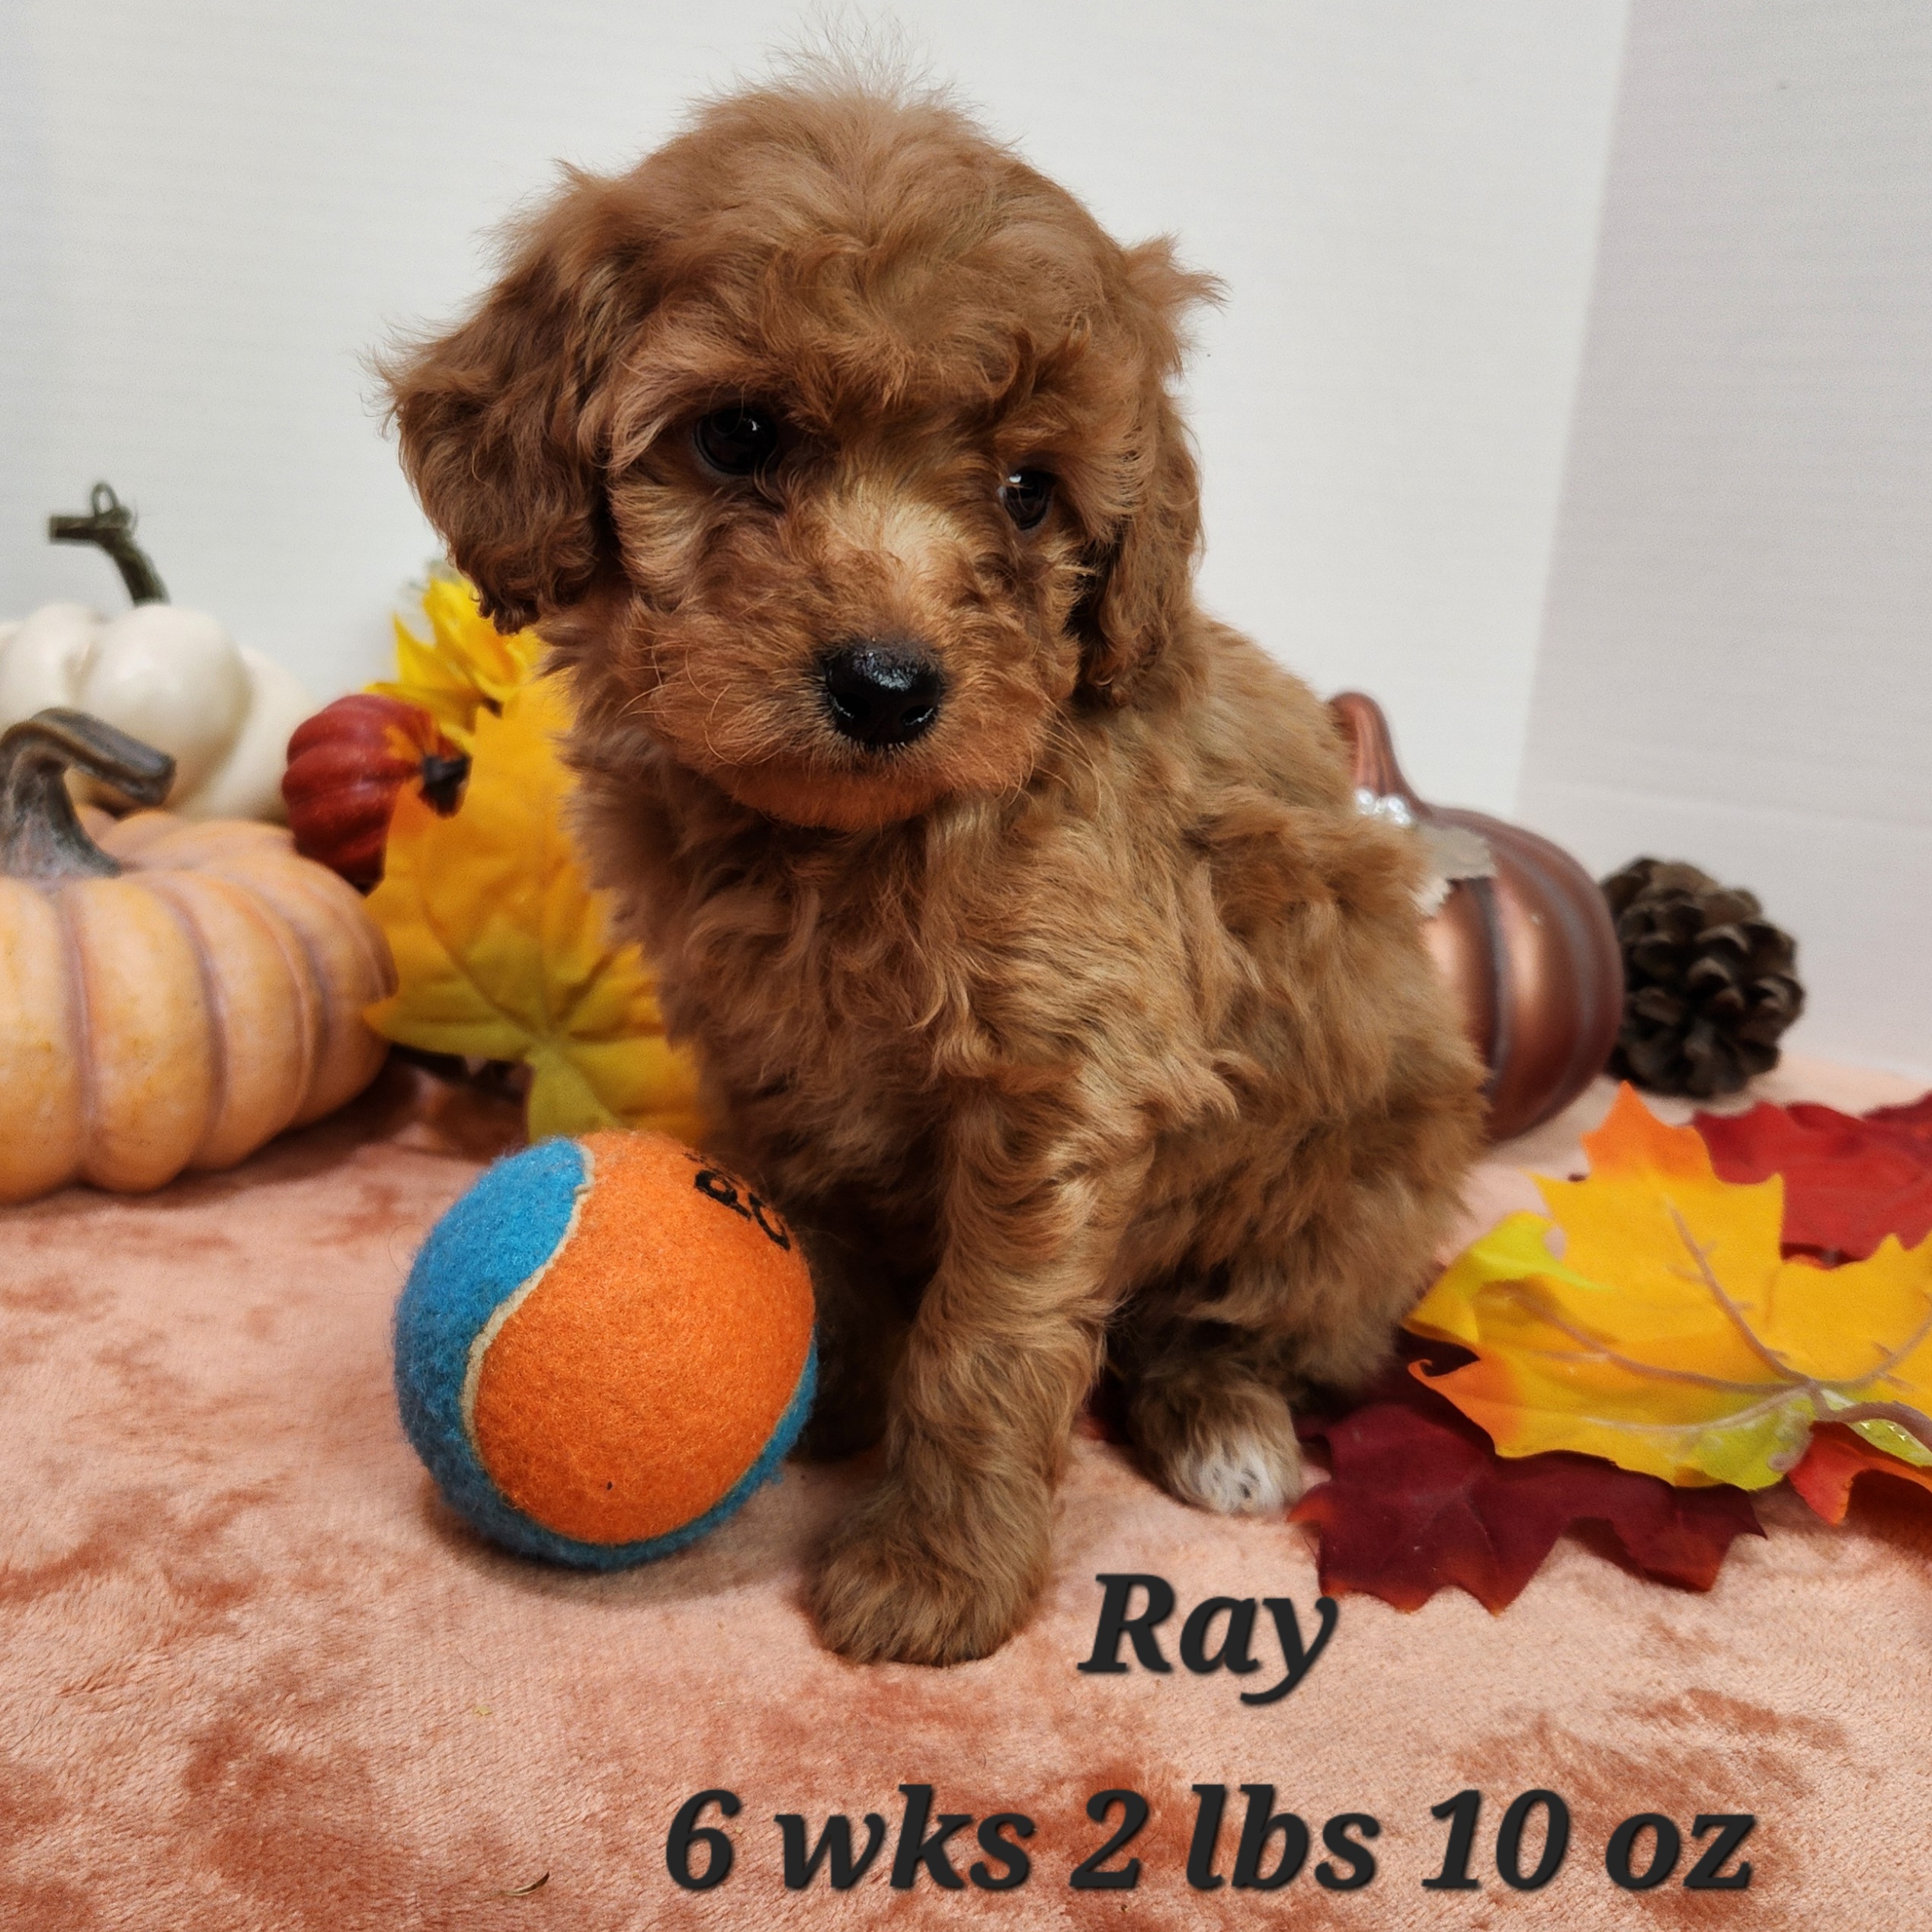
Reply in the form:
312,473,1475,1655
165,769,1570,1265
394,1130,816,1568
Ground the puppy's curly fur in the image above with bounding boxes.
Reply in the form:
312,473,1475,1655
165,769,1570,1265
386,75,1485,1665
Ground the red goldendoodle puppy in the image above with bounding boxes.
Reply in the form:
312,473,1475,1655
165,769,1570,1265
386,75,1485,1664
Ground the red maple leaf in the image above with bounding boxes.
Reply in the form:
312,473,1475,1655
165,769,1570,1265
1290,1365,1762,1613
1694,1092,1932,1263
1787,1423,1932,1525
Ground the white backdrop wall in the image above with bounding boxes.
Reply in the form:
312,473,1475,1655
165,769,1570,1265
1517,0,1932,1079
2,0,1628,815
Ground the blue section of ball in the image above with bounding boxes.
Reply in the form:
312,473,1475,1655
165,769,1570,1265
394,1136,588,1555
392,1135,815,1570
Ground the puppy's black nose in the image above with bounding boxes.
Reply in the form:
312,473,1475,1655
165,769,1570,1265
819,642,945,749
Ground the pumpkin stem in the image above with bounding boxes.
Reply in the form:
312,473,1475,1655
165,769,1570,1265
0,710,176,882
418,751,470,816
47,482,169,606
1328,690,1424,809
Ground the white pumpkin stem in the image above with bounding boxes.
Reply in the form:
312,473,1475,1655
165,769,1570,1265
47,482,169,606
0,709,175,881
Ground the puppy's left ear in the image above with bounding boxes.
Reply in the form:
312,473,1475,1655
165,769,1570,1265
1077,240,1219,705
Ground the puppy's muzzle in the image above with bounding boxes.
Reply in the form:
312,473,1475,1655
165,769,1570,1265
820,642,946,751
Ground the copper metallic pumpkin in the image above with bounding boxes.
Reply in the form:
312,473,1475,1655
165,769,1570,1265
0,709,395,1201
1328,692,1623,1142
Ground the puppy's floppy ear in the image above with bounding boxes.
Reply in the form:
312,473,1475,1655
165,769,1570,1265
1077,240,1219,704
381,172,655,632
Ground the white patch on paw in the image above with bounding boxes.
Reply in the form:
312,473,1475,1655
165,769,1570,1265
1171,1427,1302,1516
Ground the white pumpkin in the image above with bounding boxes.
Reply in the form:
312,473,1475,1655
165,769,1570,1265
1,488,315,823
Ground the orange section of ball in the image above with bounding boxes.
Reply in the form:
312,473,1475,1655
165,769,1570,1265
469,1131,814,1545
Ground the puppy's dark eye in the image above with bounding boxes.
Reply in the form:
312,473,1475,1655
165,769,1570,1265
694,404,783,477
999,469,1055,530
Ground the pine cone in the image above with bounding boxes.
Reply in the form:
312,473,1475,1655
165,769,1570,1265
1600,858,1805,1099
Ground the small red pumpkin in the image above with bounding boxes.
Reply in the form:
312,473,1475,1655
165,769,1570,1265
282,694,466,888
1329,691,1624,1142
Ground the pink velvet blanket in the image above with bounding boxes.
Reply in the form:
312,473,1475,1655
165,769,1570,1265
2,1056,1925,1929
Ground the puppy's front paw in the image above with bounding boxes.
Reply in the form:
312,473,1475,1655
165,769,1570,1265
809,1479,1047,1666
1129,1366,1303,1516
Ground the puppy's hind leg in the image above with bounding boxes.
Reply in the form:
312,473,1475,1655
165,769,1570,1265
1124,1129,1475,1517
1117,1317,1304,1515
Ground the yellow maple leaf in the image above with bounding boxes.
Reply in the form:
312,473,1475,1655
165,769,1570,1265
1406,1085,1932,1488
362,674,704,1145
370,572,546,750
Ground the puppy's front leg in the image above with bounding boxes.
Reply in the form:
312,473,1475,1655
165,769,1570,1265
809,1110,1140,1666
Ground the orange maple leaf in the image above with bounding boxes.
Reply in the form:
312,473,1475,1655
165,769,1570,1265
1788,1424,1932,1524
1405,1085,1932,1488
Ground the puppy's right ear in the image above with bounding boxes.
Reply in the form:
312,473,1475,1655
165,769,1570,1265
381,174,653,632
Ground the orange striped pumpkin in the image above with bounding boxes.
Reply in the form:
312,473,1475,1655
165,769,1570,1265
0,709,393,1200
